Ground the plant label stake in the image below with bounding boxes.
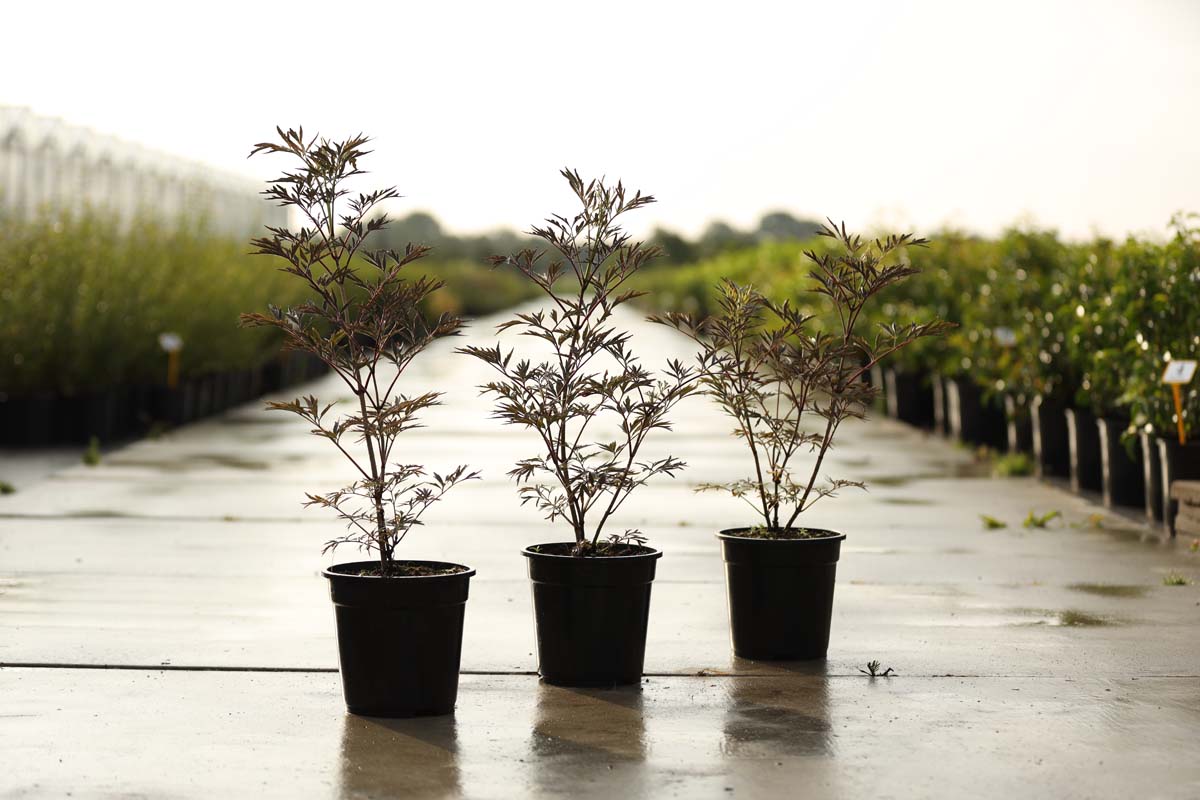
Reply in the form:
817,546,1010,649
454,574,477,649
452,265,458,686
1162,360,1197,445
993,326,1017,348
158,332,183,389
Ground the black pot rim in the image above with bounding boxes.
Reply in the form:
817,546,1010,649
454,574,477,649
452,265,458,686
322,559,476,581
522,542,662,561
716,527,845,543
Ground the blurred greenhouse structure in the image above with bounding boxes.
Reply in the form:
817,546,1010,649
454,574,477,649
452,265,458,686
0,106,282,236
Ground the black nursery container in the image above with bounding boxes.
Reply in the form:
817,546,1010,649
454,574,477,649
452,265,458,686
1004,395,1033,454
1156,439,1200,536
869,364,886,414
1140,432,1164,522
1096,418,1143,509
932,373,949,436
717,529,845,660
523,544,661,687
0,392,56,447
1065,408,1103,493
1031,395,1070,478
884,368,935,428
946,378,1007,448
324,561,475,717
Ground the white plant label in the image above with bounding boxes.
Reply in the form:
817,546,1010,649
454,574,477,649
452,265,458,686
1162,360,1197,385
158,332,183,353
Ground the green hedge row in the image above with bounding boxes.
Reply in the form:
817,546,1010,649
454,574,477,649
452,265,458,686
633,217,1200,441
0,211,536,396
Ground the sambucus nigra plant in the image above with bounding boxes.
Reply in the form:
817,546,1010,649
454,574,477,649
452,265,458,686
459,170,699,556
242,127,478,576
653,222,952,532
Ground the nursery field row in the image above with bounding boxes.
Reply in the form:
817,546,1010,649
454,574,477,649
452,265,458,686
634,217,1199,445
633,217,1200,534
0,211,536,445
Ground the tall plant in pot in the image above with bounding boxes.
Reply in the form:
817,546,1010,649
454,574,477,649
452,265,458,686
459,170,698,686
243,128,479,716
653,223,951,660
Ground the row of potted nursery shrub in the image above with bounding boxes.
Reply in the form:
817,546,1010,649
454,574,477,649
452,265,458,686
0,210,537,446
633,220,1200,533
0,350,327,446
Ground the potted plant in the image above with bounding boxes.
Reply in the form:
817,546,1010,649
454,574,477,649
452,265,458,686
243,128,479,716
1121,216,1200,533
1061,237,1147,508
459,170,698,686
654,223,949,659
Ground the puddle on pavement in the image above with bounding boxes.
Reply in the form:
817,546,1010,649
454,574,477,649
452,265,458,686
1013,608,1115,627
64,509,135,519
1095,525,1168,546
108,454,272,472
864,462,990,486
1067,583,1149,599
216,415,293,427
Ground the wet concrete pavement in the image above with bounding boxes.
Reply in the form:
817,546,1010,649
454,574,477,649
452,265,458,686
2,308,1199,798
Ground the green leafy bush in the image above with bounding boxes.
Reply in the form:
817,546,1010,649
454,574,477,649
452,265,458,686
0,211,300,394
0,210,533,396
1116,217,1200,439
634,216,1199,442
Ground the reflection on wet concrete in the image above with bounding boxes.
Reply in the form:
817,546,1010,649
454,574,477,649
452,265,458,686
530,683,647,760
109,453,272,472
528,684,649,797
1068,583,1149,599
721,671,833,758
339,713,461,799
1012,608,1115,627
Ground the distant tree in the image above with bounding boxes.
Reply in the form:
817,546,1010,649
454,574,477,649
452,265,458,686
698,220,756,258
387,211,443,246
650,227,697,264
756,211,822,241
367,212,542,263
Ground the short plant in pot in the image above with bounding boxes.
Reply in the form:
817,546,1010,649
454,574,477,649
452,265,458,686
653,223,950,660
459,170,698,686
244,128,479,716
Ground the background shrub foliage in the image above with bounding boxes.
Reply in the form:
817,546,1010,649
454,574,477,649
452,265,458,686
633,215,1200,442
0,210,537,396
4,206,1197,445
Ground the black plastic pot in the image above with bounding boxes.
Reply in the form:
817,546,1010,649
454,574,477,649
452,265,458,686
1096,418,1143,509
0,392,57,447
148,385,185,426
81,388,122,443
717,529,845,660
1031,395,1070,478
946,378,1007,448
1003,395,1033,454
884,368,935,428
1140,432,1164,522
261,360,283,393
931,373,949,436
869,364,886,414
1065,408,1103,493
523,543,661,687
324,560,475,717
1156,439,1200,537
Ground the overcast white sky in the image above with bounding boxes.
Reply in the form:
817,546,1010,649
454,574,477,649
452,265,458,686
3,0,1197,240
